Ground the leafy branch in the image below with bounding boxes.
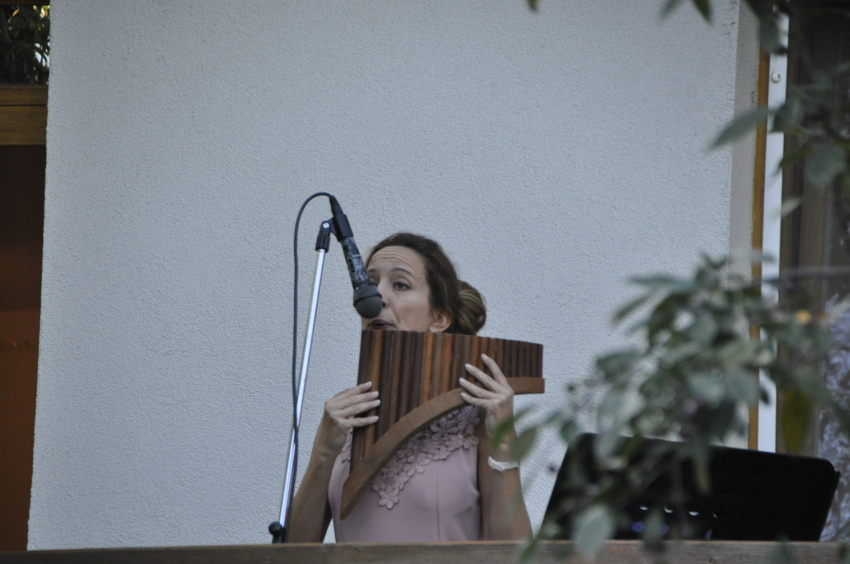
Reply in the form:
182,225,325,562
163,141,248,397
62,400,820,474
1,5,49,85
508,257,850,559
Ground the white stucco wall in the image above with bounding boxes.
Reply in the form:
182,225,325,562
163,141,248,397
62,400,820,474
31,0,753,549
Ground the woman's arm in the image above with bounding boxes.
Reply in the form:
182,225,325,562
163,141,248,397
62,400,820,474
460,355,532,541
288,382,380,542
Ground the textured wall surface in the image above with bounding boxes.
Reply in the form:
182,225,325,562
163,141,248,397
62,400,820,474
31,0,751,549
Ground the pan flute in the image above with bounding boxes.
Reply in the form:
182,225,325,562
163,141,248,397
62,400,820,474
341,329,545,518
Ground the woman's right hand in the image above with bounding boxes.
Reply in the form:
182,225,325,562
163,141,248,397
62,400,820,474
314,381,380,458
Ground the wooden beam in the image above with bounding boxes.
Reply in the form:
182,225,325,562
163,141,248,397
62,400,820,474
0,86,47,145
749,48,770,451
0,541,844,564
0,107,46,145
0,86,48,106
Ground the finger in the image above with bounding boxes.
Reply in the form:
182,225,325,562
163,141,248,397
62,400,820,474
481,354,510,386
460,392,488,408
341,415,379,429
329,390,379,410
332,381,373,400
464,363,505,392
334,399,381,419
459,377,498,399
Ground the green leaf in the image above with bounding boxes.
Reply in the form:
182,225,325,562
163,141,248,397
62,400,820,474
596,350,640,375
760,15,784,54
574,505,615,558
713,107,771,147
726,368,759,405
772,97,804,132
641,507,665,546
687,373,725,405
778,197,802,218
613,294,652,323
492,406,532,450
594,428,626,463
688,312,718,343
838,544,850,564
600,389,646,426
660,0,686,18
526,0,539,11
692,444,712,494
768,541,796,564
560,419,580,444
806,144,848,187
742,0,774,18
691,0,712,21
518,534,543,564
630,275,694,293
510,427,538,462
717,339,751,366
781,389,812,454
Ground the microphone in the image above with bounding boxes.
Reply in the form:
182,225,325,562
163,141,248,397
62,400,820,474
328,196,383,319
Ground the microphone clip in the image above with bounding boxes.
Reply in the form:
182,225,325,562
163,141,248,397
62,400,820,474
315,219,333,252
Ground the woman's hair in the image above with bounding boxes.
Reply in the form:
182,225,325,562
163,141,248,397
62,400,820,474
367,232,486,335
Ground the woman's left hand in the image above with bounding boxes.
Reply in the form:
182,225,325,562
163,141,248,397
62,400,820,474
459,354,514,441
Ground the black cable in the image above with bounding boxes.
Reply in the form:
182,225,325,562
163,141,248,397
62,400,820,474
292,192,332,402
281,191,332,540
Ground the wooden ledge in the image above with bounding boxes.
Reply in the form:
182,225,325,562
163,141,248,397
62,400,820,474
1,541,843,564
0,86,47,106
0,86,47,145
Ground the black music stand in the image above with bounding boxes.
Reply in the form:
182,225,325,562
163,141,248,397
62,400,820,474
545,433,840,541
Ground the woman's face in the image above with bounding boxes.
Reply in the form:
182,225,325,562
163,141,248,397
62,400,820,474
362,245,451,333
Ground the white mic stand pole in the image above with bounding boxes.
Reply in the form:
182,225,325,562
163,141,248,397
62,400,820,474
269,219,332,543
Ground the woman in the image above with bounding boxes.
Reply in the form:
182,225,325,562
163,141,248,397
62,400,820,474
289,233,532,542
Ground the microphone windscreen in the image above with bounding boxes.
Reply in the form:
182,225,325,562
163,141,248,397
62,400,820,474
354,286,383,319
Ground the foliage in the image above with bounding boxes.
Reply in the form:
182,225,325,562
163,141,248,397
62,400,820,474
512,0,850,558
506,256,850,559
1,5,49,84
709,0,850,191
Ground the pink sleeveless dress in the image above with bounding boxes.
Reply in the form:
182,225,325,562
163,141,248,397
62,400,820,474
327,406,482,542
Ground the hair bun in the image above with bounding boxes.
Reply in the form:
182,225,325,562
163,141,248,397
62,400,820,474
454,280,486,335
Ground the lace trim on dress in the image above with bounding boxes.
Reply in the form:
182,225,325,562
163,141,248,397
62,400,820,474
339,405,479,509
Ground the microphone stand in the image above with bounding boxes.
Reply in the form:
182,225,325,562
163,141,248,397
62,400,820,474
269,219,333,543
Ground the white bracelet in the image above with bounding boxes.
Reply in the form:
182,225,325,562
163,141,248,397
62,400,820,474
488,456,519,472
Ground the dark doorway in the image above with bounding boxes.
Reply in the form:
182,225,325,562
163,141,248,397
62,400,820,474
0,87,46,551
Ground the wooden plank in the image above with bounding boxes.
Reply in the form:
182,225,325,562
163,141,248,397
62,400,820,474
487,338,498,375
0,1,50,6
409,332,423,411
2,541,844,564
351,331,372,465
430,333,442,398
475,337,488,372
502,340,514,378
510,340,520,378
364,331,384,452
0,86,47,106
386,331,402,429
438,333,453,395
468,335,480,375
419,332,433,403
0,107,46,145
376,331,393,439
450,334,465,390
397,331,413,418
